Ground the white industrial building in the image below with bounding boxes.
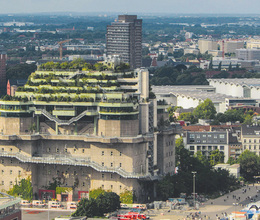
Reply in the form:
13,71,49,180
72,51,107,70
152,84,258,113
208,78,260,100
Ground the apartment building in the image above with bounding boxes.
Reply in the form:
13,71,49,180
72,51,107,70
183,125,242,162
198,39,218,54
106,15,142,69
0,46,6,95
241,125,260,155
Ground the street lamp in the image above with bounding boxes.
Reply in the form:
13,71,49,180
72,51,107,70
192,171,197,209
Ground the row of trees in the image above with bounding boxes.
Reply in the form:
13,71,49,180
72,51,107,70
150,65,208,85
172,98,254,125
157,138,239,200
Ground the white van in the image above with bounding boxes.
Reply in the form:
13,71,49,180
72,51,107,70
32,200,45,207
20,200,31,206
48,201,62,208
67,201,77,210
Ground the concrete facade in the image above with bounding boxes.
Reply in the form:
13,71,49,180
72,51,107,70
0,68,175,202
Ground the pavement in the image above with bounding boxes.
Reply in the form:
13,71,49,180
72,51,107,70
22,184,260,220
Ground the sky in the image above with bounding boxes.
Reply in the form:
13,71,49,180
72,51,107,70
1,0,260,15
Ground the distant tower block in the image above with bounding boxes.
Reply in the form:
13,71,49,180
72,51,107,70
0,46,7,95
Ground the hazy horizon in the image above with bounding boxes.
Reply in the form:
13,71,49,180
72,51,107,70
1,0,260,15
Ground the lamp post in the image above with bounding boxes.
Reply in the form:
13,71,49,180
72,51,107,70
192,171,197,209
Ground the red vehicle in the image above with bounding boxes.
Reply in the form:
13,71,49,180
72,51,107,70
118,212,148,220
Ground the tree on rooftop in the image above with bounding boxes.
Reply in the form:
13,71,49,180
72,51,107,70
193,98,216,120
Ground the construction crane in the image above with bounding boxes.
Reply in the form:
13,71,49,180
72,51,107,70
58,39,71,60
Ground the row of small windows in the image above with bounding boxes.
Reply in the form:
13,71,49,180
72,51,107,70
244,145,260,150
101,184,122,190
1,170,21,175
166,141,174,147
1,181,18,186
189,145,225,151
244,139,260,143
101,151,122,156
101,162,122,168
1,148,21,152
166,151,173,157
189,134,225,139
47,148,86,153
166,161,174,168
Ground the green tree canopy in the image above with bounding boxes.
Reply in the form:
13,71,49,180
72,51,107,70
193,98,216,120
238,150,260,181
8,177,33,201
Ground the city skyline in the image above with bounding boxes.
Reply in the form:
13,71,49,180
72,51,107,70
1,0,260,15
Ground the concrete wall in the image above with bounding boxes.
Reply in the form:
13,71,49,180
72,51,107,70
98,119,139,137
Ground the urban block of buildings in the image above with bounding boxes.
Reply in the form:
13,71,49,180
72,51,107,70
0,65,175,202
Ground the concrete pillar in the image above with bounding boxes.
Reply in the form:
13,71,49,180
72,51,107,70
56,123,58,135
74,122,78,135
36,116,40,133
94,116,97,135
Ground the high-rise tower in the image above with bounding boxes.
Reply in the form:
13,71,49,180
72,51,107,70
106,15,142,69
0,46,7,95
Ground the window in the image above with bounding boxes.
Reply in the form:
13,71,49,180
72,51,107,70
1,170,4,174
74,148,76,153
120,185,122,190
220,146,224,150
102,185,104,189
1,181,4,185
47,148,50,153
214,135,218,138
190,146,194,150
64,148,67,153
111,185,113,189
202,140,206,143
48,170,51,175
197,146,201,150
254,139,256,143
1,159,4,164
111,174,113,179
10,159,13,164
196,134,200,138
82,149,85,153
1,148,4,152
19,149,21,152
102,174,104,179
56,148,59,153
208,134,212,138
219,134,225,138
57,170,59,175
10,170,12,175
111,163,113,167
249,145,251,150
120,163,122,167
102,151,104,156
82,182,85,187
202,134,206,138
74,171,77,176
102,162,104,166
249,139,251,143
208,146,212,150
10,181,13,186
111,151,113,156
190,134,195,138
120,152,122,156
10,148,12,152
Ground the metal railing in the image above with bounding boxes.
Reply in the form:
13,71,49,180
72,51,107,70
36,109,93,125
0,151,152,179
